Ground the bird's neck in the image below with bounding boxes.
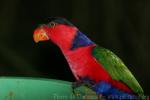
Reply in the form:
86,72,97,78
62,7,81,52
70,30,95,50
63,45,96,58
61,30,95,52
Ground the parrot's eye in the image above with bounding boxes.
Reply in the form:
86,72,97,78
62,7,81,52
47,22,57,28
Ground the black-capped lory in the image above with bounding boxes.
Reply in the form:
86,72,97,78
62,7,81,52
33,17,145,99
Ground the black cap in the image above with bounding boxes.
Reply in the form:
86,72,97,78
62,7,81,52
45,17,74,26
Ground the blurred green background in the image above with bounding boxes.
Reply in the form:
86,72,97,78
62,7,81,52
0,0,150,95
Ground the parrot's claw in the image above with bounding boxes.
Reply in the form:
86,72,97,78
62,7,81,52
72,77,94,89
72,77,95,96
72,78,106,100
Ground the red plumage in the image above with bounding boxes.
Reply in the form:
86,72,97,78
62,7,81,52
62,45,133,93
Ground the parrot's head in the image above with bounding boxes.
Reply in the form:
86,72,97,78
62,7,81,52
33,17,78,50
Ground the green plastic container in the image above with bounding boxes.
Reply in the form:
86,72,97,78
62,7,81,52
0,77,97,100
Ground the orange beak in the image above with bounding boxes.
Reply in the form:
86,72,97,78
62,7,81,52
33,28,49,43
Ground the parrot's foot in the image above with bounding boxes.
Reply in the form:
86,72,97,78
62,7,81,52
72,78,107,100
72,77,94,90
72,77,95,96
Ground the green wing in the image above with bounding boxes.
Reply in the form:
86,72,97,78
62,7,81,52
92,46,144,96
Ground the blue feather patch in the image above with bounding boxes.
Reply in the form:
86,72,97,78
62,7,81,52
92,81,138,99
71,31,95,50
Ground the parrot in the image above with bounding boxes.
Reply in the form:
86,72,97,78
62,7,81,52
33,17,145,99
